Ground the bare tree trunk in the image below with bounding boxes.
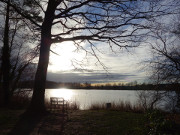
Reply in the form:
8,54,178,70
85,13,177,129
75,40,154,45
1,0,10,107
28,38,50,113
0,67,3,107
27,0,58,114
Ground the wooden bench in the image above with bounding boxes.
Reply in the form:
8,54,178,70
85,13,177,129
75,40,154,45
50,97,68,113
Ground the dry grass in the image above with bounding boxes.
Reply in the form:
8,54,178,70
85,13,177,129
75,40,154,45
45,100,80,112
89,101,144,113
10,91,81,111
10,90,31,109
67,101,80,110
63,110,147,135
10,91,143,113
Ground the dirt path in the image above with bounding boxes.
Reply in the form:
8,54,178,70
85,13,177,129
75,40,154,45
8,112,67,135
30,113,67,135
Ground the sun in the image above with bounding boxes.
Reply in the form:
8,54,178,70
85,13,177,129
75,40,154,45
48,41,85,72
50,89,74,100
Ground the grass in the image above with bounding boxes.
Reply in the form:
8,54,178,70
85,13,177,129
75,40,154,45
0,109,24,135
63,101,180,135
89,101,144,113
1,107,180,135
63,110,147,135
1,94,180,135
0,98,79,134
67,101,80,110
63,110,180,135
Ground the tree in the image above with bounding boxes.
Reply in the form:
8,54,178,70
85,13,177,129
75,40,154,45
0,0,176,113
149,31,180,84
146,13,180,111
0,1,39,107
0,0,11,107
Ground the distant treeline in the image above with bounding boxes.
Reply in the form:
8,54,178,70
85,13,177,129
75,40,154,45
17,81,180,91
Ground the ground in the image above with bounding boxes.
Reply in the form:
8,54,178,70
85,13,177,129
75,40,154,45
63,110,147,135
0,109,67,135
0,109,24,135
31,113,66,135
1,109,180,135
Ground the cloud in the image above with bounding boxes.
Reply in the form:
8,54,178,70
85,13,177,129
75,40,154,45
46,71,144,83
47,41,150,83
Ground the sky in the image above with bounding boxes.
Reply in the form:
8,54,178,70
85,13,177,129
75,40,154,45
0,0,157,84
0,0,178,84
47,41,151,84
43,0,159,84
35,0,179,84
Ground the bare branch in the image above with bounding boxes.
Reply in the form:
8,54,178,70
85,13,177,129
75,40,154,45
0,0,42,28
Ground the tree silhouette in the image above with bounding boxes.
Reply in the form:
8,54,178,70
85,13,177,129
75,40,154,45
145,13,180,111
0,1,39,107
1,0,10,107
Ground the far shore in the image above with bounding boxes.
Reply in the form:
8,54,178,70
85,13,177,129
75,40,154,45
16,80,180,91
18,88,178,91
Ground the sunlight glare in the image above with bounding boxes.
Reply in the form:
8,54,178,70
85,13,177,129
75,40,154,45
48,41,85,72
50,89,74,100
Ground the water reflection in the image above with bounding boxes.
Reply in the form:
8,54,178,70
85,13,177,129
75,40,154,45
45,88,74,101
44,89,176,110
45,89,139,110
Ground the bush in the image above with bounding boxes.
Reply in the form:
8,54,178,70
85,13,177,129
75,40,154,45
9,90,31,109
145,109,175,135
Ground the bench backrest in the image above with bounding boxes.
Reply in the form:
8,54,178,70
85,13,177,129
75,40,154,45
50,97,64,105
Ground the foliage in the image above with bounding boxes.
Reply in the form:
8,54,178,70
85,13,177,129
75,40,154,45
147,12,180,112
145,109,176,135
10,90,32,109
0,0,38,107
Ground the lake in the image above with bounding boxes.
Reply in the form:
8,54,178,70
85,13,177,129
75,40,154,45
45,89,176,110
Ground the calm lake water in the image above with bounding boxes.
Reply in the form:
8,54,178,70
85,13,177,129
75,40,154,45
44,89,161,110
43,89,178,111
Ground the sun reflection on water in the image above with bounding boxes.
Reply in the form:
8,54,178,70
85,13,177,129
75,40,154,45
48,88,74,101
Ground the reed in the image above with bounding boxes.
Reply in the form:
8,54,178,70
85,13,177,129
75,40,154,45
67,101,80,110
89,101,145,113
9,91,144,112
10,90,31,109
89,103,106,110
45,100,80,111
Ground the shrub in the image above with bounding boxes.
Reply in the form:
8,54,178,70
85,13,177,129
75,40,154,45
10,90,31,109
145,109,175,135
